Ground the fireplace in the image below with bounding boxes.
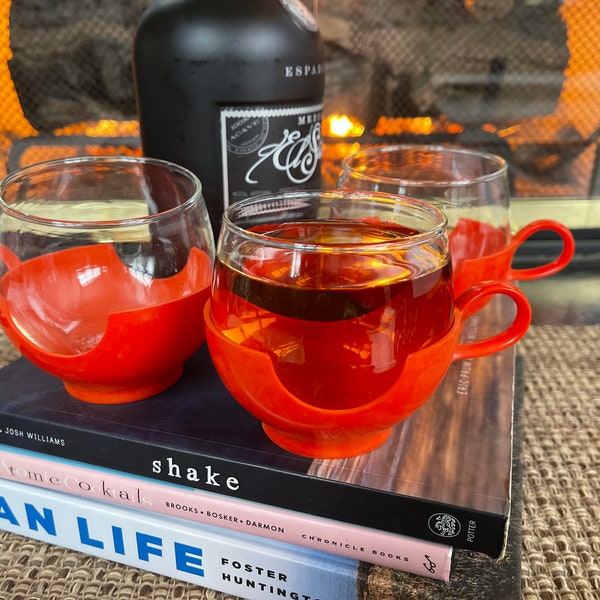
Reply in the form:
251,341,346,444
318,0,600,199
2,0,600,203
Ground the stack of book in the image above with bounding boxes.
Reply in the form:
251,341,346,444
0,295,522,599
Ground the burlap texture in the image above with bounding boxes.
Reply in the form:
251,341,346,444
0,324,598,599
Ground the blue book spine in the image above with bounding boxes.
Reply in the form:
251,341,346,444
0,478,360,600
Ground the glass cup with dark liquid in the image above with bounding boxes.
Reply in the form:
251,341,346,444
204,190,532,458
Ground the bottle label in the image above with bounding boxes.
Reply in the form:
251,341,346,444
220,104,323,209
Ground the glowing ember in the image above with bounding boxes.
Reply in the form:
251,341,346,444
372,116,463,137
323,114,365,138
54,120,140,138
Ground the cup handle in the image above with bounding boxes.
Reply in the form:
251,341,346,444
0,244,21,271
452,281,532,361
507,219,575,281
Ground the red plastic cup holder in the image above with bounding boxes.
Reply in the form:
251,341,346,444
0,245,212,403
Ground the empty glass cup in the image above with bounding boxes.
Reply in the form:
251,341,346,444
338,145,575,296
0,156,215,403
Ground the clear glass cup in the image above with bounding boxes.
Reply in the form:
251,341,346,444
0,156,215,403
338,145,575,296
204,189,531,458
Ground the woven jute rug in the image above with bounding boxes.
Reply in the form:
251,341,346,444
0,324,598,600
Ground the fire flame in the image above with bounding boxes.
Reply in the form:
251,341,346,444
323,114,364,138
557,0,600,139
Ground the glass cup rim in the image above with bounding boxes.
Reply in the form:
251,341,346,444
0,155,203,230
340,144,508,188
221,189,448,252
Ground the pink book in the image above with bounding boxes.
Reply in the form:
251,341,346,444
0,444,452,581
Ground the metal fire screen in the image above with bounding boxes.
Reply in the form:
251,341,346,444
2,0,600,199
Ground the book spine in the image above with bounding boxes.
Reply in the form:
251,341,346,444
0,444,452,581
0,478,361,600
0,408,505,556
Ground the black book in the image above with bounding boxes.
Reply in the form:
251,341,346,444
357,357,524,599
0,296,517,557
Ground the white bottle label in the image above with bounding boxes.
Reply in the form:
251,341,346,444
220,104,323,209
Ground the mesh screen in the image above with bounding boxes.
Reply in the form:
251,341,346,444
2,0,600,197
6,0,150,132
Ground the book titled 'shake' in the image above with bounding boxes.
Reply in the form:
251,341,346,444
0,296,517,558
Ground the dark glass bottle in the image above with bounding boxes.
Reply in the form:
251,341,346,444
132,0,325,235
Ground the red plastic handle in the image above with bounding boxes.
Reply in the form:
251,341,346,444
452,281,532,361
0,244,21,271
507,219,575,281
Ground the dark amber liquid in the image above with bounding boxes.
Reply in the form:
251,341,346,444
211,221,454,409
